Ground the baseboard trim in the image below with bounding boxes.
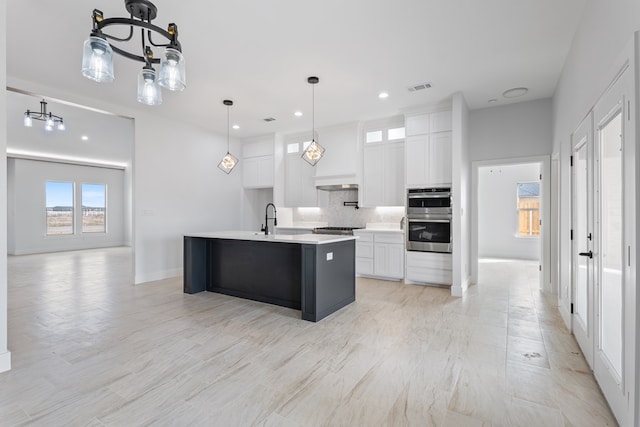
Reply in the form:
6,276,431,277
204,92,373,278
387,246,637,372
135,268,183,285
0,351,11,373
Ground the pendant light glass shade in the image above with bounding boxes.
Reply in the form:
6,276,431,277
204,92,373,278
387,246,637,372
137,67,163,106
218,152,239,174
81,36,115,83
158,48,186,91
23,114,33,127
302,139,325,166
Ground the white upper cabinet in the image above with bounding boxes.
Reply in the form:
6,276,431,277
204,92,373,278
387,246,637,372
404,110,452,187
242,135,274,189
362,116,405,207
314,122,360,186
283,135,317,207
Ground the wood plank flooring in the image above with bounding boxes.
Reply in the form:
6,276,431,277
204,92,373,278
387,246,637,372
1,248,617,426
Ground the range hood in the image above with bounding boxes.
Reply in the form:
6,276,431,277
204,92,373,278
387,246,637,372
316,183,359,191
314,173,359,191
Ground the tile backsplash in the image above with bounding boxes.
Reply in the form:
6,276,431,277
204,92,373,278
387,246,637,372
292,190,404,227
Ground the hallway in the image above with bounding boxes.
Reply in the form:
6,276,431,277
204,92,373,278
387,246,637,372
0,249,617,426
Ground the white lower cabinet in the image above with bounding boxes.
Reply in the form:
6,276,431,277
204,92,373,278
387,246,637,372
355,231,404,280
405,251,452,285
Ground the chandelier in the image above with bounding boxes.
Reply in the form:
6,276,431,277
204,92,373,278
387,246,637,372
24,99,65,131
81,0,186,106
302,76,325,166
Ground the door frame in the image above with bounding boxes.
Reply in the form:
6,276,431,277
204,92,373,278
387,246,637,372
470,155,551,292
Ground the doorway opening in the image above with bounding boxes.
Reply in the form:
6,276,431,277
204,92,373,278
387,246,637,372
471,156,551,293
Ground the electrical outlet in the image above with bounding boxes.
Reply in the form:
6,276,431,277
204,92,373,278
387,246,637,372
326,252,333,261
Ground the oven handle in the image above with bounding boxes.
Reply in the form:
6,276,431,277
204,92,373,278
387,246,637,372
408,193,451,199
408,219,450,223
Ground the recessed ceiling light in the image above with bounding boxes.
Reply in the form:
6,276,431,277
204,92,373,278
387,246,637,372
81,135,89,141
488,99,498,103
232,124,240,130
502,87,528,98
294,111,303,117
378,92,389,99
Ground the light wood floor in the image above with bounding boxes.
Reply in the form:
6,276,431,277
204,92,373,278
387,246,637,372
1,248,617,426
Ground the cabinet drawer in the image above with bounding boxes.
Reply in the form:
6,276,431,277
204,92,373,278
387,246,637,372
374,232,404,244
406,266,452,285
356,242,374,258
354,232,374,242
356,257,374,276
406,251,452,270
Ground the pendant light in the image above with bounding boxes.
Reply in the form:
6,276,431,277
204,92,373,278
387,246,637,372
218,100,239,174
301,76,325,166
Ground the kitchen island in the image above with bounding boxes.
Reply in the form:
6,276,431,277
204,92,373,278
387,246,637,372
183,231,356,322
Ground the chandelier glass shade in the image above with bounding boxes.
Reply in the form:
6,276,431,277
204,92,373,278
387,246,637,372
302,76,325,166
81,0,186,106
218,100,239,174
24,99,65,131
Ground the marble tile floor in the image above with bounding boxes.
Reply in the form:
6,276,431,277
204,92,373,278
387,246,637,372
0,248,618,426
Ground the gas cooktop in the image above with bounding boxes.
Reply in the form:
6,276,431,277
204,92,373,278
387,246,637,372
312,226,364,236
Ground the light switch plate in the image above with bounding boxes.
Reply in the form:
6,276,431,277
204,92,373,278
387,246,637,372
326,252,333,261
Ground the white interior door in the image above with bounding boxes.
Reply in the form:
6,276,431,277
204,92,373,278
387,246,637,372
571,114,594,367
591,63,633,425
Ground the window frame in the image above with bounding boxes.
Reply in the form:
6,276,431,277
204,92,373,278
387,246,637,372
516,181,541,238
45,180,75,237
81,182,108,234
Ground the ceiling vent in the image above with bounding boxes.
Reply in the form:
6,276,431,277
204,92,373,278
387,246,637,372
408,83,432,92
263,117,276,122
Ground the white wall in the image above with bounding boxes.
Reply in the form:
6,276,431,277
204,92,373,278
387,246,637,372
0,1,10,374
478,163,540,260
469,98,553,162
452,93,471,296
133,113,243,283
7,159,126,255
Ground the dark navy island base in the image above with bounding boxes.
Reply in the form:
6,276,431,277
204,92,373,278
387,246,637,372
183,234,356,322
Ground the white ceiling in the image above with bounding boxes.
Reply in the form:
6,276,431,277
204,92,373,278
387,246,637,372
7,0,587,138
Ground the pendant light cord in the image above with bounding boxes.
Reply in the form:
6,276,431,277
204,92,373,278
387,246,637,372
312,82,315,142
227,104,230,153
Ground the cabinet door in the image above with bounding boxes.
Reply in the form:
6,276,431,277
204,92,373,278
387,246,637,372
405,135,428,187
405,114,430,136
285,154,317,207
430,111,452,133
384,142,405,206
428,132,452,185
242,157,260,188
363,145,385,206
387,244,404,278
373,243,389,276
257,155,274,187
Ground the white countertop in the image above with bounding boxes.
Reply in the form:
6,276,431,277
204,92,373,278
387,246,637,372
355,228,404,234
185,230,357,245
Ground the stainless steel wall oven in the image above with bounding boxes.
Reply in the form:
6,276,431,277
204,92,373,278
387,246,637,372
406,188,452,253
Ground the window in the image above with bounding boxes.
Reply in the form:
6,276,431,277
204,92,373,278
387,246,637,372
517,182,540,237
388,127,405,141
366,130,383,143
46,181,74,235
82,184,106,233
287,142,300,154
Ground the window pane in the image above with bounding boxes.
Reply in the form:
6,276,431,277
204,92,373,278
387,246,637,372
287,143,299,154
366,130,383,143
517,182,540,236
388,127,406,141
46,181,74,235
82,184,106,233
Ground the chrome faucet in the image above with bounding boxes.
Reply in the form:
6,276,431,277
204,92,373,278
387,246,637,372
262,203,278,235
